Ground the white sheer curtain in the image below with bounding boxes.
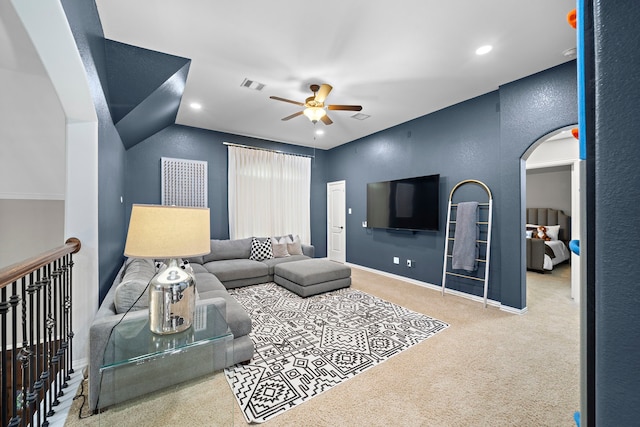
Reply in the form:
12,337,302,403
228,145,311,243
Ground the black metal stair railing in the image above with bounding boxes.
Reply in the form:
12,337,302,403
0,238,81,427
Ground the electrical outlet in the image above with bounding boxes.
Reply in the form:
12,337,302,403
393,257,399,264
407,259,413,268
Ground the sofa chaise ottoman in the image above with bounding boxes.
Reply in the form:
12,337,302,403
187,236,315,289
274,259,351,297
90,235,315,410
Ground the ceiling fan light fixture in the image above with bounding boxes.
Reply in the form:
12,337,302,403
303,107,326,123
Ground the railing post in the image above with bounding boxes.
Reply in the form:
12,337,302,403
34,270,45,427
65,253,74,378
9,282,21,426
51,259,61,407
45,262,55,418
1,287,9,426
40,270,52,424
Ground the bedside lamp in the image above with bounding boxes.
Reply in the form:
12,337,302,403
124,204,210,335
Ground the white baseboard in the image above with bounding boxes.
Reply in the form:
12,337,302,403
345,262,528,315
35,361,87,427
72,357,88,371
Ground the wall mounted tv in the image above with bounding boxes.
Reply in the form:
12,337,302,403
366,174,440,231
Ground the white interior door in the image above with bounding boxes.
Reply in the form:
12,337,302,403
327,181,346,263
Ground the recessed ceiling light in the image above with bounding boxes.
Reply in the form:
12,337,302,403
190,102,202,110
475,45,493,55
315,129,324,135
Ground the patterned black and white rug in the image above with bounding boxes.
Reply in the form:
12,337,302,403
224,282,449,424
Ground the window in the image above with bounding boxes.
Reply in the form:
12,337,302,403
227,146,310,242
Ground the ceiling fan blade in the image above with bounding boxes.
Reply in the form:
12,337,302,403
315,84,333,103
282,111,304,121
321,114,333,125
270,96,305,106
328,104,362,111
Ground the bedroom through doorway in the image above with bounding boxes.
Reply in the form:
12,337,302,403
522,125,581,305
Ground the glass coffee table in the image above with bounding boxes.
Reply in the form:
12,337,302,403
98,300,233,409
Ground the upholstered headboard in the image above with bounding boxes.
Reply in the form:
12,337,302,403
526,208,571,242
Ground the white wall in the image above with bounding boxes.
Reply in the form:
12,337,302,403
526,166,572,215
0,67,66,199
9,0,99,366
0,1,67,268
526,135,579,168
0,200,65,267
526,134,578,217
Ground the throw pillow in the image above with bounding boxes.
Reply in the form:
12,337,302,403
114,258,156,313
544,224,561,241
286,235,303,256
249,237,274,261
114,278,149,314
271,236,290,258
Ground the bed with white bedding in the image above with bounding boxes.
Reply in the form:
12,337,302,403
541,239,571,271
525,208,572,272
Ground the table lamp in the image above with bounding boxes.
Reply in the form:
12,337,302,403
124,204,210,335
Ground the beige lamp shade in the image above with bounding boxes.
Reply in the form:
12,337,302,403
124,204,211,259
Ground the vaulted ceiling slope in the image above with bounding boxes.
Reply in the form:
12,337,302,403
104,40,190,149
96,1,577,150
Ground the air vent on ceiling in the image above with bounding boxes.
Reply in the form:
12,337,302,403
240,78,265,91
351,113,371,120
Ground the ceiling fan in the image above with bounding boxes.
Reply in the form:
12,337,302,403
269,84,362,125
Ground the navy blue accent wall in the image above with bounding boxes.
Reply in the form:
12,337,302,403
114,62,190,149
326,92,501,298
593,2,640,424
309,148,328,257
498,61,578,308
125,125,327,253
62,0,128,302
104,40,191,149
104,40,190,124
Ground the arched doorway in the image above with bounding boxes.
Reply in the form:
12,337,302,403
521,124,580,302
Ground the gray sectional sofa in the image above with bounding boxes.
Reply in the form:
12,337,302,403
89,236,314,410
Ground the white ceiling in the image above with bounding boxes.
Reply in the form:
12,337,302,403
96,1,576,150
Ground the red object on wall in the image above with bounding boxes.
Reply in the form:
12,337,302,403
572,128,579,140
567,9,577,29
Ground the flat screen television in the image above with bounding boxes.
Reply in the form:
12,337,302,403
366,174,440,231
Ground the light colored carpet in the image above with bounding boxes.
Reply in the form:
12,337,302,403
65,264,579,426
